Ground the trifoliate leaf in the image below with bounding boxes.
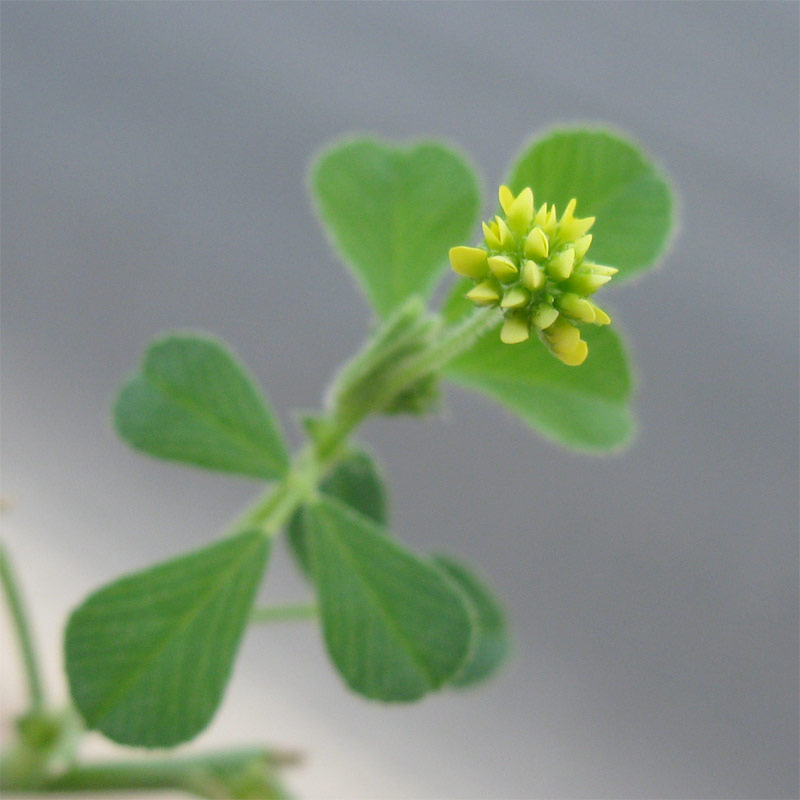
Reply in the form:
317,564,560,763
65,530,269,747
115,334,289,479
306,497,472,701
311,138,480,318
507,128,674,282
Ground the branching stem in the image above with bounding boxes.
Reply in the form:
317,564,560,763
0,302,501,797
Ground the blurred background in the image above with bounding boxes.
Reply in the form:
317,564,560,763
2,2,798,798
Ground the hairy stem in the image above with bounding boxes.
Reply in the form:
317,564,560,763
0,541,46,711
0,747,300,796
372,306,501,410
231,305,501,543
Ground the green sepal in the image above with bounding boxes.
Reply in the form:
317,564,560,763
327,297,443,421
381,372,441,416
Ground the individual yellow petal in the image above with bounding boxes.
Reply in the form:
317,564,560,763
560,198,577,222
449,246,489,279
572,234,593,261
548,248,575,281
565,272,612,296
500,313,530,344
556,338,588,366
524,227,549,260
591,304,612,325
498,185,515,214
500,286,531,309
495,217,516,250
506,187,534,235
466,279,501,306
487,255,519,282
558,292,596,322
545,317,581,352
482,221,501,250
521,260,545,291
531,303,559,330
585,262,618,276
543,206,558,237
533,203,549,228
560,215,595,241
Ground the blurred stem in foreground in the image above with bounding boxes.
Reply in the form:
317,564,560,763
1,540,46,712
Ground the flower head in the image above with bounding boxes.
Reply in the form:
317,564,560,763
449,186,618,366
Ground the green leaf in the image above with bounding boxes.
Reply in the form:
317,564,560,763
305,497,472,701
287,448,388,576
115,334,289,479
433,555,509,688
311,138,480,318
443,280,634,451
507,128,674,281
65,530,269,747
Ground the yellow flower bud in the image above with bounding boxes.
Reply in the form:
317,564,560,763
500,312,530,344
565,272,613,296
543,206,558,237
560,198,577,222
506,187,534,235
487,255,519,283
572,234,593,261
495,217,516,250
591,304,612,325
466,279,501,305
482,220,502,250
524,227,549,261
452,184,619,364
521,260,545,291
498,185,515,214
500,286,531,309
541,317,588,365
584,262,618,277
557,338,588,366
449,246,489,280
531,303,559,330
558,292,596,322
543,317,581,353
548,248,575,281
559,214,595,241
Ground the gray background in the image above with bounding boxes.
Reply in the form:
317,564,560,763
2,2,798,798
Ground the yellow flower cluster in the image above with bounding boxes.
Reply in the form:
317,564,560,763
449,186,617,366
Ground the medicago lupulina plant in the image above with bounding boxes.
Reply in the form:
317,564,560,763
1,127,674,798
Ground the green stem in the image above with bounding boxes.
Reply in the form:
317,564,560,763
250,603,318,623
229,305,501,543
0,541,46,711
1,747,299,795
373,306,501,409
